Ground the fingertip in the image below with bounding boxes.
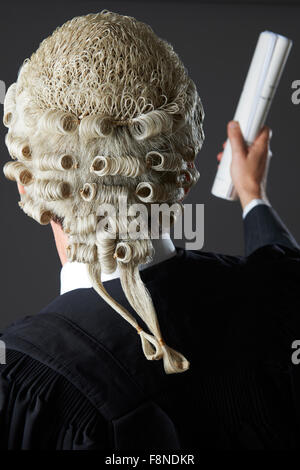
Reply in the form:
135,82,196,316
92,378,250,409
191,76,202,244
227,121,242,141
228,120,239,130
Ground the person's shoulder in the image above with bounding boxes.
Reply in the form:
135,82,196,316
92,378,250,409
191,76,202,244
0,284,135,372
0,290,112,364
0,289,98,352
176,246,246,272
38,287,103,315
0,313,34,341
179,242,300,271
186,248,244,264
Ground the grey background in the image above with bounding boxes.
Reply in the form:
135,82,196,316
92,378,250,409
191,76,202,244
1,0,300,327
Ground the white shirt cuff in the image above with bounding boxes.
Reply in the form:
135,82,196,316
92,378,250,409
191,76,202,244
242,198,270,219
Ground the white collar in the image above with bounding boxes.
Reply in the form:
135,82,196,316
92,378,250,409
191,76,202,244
60,234,176,295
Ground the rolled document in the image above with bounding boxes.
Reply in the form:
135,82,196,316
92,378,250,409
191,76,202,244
211,31,293,200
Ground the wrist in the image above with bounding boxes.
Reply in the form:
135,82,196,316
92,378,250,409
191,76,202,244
237,189,262,210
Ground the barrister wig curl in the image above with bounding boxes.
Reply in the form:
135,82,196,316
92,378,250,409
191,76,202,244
3,10,205,374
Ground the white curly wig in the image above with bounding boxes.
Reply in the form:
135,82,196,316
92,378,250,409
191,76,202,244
3,10,205,374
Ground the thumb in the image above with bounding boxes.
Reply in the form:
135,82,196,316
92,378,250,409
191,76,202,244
227,121,247,158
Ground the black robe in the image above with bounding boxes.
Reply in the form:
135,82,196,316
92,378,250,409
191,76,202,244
1,205,300,450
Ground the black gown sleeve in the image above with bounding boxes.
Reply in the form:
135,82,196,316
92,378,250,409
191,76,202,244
243,204,300,256
241,204,300,314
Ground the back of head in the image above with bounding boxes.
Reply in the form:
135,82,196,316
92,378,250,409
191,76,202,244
3,10,205,374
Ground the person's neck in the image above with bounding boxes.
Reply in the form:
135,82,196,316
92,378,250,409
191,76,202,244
60,234,176,295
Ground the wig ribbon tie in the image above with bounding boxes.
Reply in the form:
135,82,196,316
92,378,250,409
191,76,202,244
137,328,190,374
